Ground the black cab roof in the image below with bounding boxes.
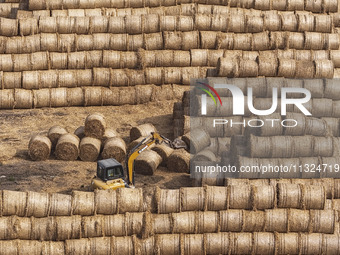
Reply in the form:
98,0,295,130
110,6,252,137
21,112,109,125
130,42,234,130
97,158,122,169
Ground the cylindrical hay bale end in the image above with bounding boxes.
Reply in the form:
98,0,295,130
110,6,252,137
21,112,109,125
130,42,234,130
48,126,68,149
55,133,80,161
167,149,190,173
79,137,101,162
101,137,126,163
28,135,52,161
130,123,157,141
84,113,106,140
151,143,174,166
182,128,210,154
134,150,162,175
74,126,85,140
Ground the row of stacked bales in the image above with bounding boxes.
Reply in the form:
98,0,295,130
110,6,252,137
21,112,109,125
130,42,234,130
1,0,340,109
0,186,340,254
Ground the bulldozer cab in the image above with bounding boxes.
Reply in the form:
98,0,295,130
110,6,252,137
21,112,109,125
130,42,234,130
97,159,124,181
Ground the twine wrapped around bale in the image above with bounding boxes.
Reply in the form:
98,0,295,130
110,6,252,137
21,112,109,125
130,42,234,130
315,60,334,78
157,188,180,214
117,188,143,213
2,190,27,216
49,193,72,216
79,137,101,162
95,189,117,215
278,59,296,78
55,133,80,161
28,135,52,161
72,191,95,216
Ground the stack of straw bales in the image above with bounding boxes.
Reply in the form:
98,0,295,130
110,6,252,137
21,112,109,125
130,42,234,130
28,113,126,162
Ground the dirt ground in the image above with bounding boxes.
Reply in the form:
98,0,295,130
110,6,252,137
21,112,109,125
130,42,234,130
0,100,192,194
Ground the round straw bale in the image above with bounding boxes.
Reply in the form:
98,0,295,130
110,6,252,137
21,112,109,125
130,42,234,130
82,216,104,238
155,234,181,255
112,236,134,255
130,123,157,141
278,59,296,78
14,89,33,109
249,135,272,158
2,190,27,216
94,189,117,215
172,212,196,234
229,185,252,209
326,34,339,50
288,209,309,232
303,185,326,209
297,13,314,32
48,126,67,149
167,149,190,173
0,89,14,109
79,137,101,162
253,185,275,210
56,216,81,241
277,184,302,209
103,215,126,237
26,191,49,218
84,113,106,139
323,118,339,136
144,32,163,50
284,112,306,135
238,59,258,77
228,14,246,32
182,234,204,255
49,193,72,216
0,18,18,36
288,32,304,50
205,186,227,211
265,209,288,232
315,15,332,33
117,188,143,213
0,55,12,72
72,191,95,216
315,60,334,78
280,12,298,31
313,136,333,157
305,32,325,50
182,128,210,154
252,32,270,51
310,210,335,233
151,143,174,166
193,148,216,162
253,232,275,255
134,150,162,175
197,211,219,233
50,88,68,107
206,233,229,255
233,33,252,51
276,233,299,254
219,210,243,232
246,15,263,33
66,87,84,107
229,232,253,254
305,117,327,136
157,188,180,213
296,60,315,78
242,210,265,232
263,11,281,31
28,135,51,161
293,136,314,157
300,233,323,254
180,187,205,211
55,133,79,161
325,78,340,99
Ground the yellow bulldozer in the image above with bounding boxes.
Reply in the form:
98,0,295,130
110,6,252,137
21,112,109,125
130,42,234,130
91,132,184,190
